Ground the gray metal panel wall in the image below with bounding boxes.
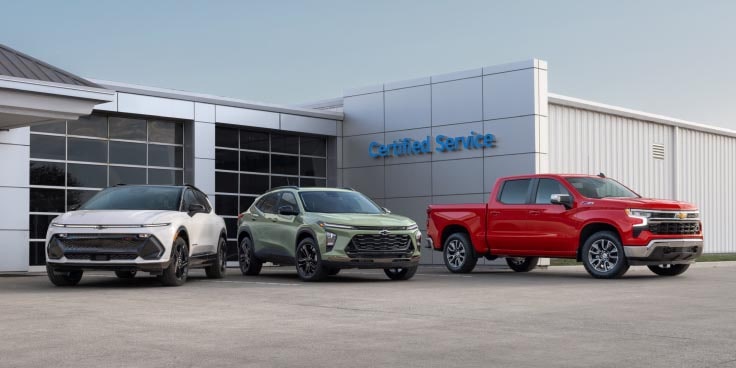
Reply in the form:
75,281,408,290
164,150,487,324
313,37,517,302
549,103,733,253
341,60,549,265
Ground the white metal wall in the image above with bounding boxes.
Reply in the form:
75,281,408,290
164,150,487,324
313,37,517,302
678,129,736,253
548,103,733,253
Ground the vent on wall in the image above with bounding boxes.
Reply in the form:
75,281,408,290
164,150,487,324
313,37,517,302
652,143,665,160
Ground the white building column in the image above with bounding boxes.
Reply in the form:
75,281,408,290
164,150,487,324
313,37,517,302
0,127,30,272
192,103,216,201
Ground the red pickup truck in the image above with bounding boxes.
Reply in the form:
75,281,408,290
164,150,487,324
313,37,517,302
426,174,704,278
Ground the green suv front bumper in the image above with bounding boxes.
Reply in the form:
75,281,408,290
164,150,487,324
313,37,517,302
318,226,421,269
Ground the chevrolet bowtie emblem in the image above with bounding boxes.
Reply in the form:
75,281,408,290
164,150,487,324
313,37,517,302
379,229,390,236
676,212,687,220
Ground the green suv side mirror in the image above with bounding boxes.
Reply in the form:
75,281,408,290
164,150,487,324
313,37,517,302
278,205,299,216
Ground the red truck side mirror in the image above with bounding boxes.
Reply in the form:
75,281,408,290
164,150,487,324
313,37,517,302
550,194,573,209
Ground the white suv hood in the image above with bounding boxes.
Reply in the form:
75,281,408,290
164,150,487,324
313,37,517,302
54,210,176,225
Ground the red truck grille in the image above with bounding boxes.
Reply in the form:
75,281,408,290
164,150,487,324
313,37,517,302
648,222,700,235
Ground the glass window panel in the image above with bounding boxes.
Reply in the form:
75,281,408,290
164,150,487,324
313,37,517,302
224,218,238,240
29,242,46,266
67,189,99,211
240,174,269,194
30,135,65,160
215,195,238,216
67,164,107,188
30,214,58,239
67,114,107,138
299,178,327,187
270,176,298,188
148,169,183,185
499,179,532,204
110,141,146,165
148,144,183,168
300,157,326,177
271,133,299,154
109,166,146,186
226,240,238,261
215,172,238,193
148,120,183,144
31,120,65,134
109,117,147,141
240,196,256,213
240,130,269,151
30,188,65,212
30,161,65,186
300,136,326,156
215,127,238,148
68,137,107,163
271,155,298,175
215,149,238,171
240,151,269,173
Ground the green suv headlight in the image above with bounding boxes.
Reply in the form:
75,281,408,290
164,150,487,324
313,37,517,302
318,221,355,230
405,223,419,231
325,231,337,251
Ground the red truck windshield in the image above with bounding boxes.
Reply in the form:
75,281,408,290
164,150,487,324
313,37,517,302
565,177,640,199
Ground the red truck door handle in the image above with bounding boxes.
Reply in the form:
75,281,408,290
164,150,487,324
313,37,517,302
490,211,501,216
529,210,541,216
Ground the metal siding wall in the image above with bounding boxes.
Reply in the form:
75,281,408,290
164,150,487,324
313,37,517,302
549,103,734,253
549,104,673,199
678,129,736,253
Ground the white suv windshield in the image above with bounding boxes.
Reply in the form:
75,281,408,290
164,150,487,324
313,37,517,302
80,186,182,211
299,191,383,214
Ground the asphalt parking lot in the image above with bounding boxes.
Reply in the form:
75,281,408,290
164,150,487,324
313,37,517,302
1,263,735,368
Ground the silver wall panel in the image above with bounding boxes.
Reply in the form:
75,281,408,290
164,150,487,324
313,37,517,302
281,115,337,136
0,144,29,187
385,162,431,198
432,158,484,196
385,196,433,230
343,133,384,168
194,122,215,160
342,93,384,136
384,85,431,131
117,93,194,120
483,68,536,120
342,166,385,199
484,154,538,192
0,230,29,272
431,77,483,126
194,102,216,123
484,116,536,157
0,126,29,145
193,158,216,197
215,105,279,129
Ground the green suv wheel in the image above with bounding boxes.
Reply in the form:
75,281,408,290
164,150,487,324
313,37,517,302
384,266,418,280
295,237,327,282
239,236,262,276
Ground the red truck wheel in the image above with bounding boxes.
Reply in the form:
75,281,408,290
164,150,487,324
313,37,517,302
581,231,630,279
648,264,690,276
443,233,478,273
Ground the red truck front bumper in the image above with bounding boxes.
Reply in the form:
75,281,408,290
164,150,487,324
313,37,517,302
623,239,703,265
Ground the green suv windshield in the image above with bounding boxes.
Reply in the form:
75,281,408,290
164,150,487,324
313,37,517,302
299,191,384,214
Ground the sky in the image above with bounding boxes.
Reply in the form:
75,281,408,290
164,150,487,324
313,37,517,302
1,0,734,128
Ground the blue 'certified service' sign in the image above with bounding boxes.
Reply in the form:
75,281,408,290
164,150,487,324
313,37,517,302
369,132,496,158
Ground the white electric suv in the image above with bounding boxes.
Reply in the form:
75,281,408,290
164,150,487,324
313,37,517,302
45,185,228,286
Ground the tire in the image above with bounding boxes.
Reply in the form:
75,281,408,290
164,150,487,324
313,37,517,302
114,270,137,279
327,268,340,276
295,237,327,282
46,265,83,286
159,236,189,286
205,237,228,279
648,264,690,276
505,257,539,272
384,266,418,280
443,232,477,273
238,236,262,276
581,231,630,279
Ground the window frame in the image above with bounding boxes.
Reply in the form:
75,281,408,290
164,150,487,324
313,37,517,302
496,178,535,205
532,178,572,205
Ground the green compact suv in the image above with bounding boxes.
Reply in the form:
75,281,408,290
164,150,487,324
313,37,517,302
236,187,422,281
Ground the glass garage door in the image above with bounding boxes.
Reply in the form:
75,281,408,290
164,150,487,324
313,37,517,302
28,114,185,267
213,126,327,261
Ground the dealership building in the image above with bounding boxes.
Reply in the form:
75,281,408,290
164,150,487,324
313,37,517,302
0,43,733,272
